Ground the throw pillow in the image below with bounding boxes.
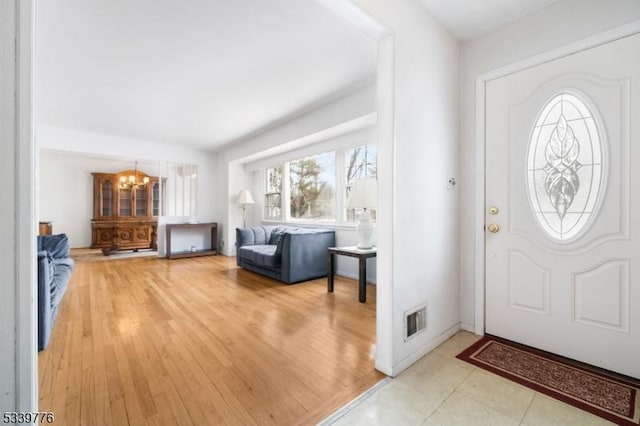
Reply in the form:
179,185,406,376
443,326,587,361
268,227,284,246
275,237,285,257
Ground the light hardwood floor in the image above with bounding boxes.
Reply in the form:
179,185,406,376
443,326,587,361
38,254,384,426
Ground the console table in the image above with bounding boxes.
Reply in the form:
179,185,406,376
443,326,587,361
327,246,376,303
165,222,218,259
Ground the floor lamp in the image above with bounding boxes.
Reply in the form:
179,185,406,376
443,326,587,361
238,190,255,228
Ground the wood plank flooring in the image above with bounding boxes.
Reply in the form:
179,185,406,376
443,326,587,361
38,254,383,425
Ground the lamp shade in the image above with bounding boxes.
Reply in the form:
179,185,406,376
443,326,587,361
347,178,377,209
238,190,255,205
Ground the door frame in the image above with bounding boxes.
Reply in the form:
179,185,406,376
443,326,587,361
19,1,398,407
11,0,37,411
474,20,640,335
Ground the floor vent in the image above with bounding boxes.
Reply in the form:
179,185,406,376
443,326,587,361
404,304,427,341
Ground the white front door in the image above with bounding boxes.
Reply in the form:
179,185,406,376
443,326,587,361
485,33,640,378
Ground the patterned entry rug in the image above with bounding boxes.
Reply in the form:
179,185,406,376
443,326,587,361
457,336,640,425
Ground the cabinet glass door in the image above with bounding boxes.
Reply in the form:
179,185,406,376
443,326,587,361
101,180,113,217
119,187,132,217
135,187,148,216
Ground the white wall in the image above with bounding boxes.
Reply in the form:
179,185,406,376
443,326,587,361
37,126,218,248
0,0,18,410
348,0,461,374
39,152,136,247
459,0,640,331
225,160,254,255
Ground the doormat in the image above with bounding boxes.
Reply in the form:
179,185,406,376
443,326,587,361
456,336,640,425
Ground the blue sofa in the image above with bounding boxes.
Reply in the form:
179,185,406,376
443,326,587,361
236,226,335,284
37,233,74,350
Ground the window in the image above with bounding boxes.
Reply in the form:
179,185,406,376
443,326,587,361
264,166,283,220
261,144,377,225
345,144,377,222
527,92,604,242
289,152,336,221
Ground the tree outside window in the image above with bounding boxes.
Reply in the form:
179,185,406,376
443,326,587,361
262,145,377,224
345,144,377,222
264,166,283,220
289,152,335,221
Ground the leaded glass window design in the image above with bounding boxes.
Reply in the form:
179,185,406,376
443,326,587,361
527,92,604,242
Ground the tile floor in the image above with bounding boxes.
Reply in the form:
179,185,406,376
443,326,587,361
326,331,615,425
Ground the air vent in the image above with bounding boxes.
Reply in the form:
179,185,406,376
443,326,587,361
404,304,427,341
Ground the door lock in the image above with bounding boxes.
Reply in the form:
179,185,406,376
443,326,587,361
489,206,499,215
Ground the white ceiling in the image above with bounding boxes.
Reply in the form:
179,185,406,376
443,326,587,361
37,0,561,151
36,0,377,150
418,0,558,40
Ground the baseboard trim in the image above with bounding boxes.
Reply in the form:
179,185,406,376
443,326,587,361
316,377,392,425
391,322,462,377
461,322,477,333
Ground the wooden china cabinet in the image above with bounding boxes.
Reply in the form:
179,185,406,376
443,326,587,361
91,169,166,255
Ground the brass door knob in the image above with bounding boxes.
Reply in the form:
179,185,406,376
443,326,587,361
487,223,500,233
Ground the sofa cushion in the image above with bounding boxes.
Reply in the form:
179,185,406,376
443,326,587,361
238,245,281,268
268,226,286,246
253,227,268,245
237,226,283,247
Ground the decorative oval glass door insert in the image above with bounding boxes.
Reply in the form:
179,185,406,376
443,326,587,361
527,92,604,242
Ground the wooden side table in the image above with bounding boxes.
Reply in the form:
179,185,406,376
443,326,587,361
165,222,218,259
327,246,377,303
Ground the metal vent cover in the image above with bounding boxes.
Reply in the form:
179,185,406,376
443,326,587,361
404,304,427,341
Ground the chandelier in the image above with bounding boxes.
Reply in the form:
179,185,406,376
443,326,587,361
119,161,149,189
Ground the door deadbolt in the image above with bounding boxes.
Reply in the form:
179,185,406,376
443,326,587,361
489,206,499,215
487,223,500,233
